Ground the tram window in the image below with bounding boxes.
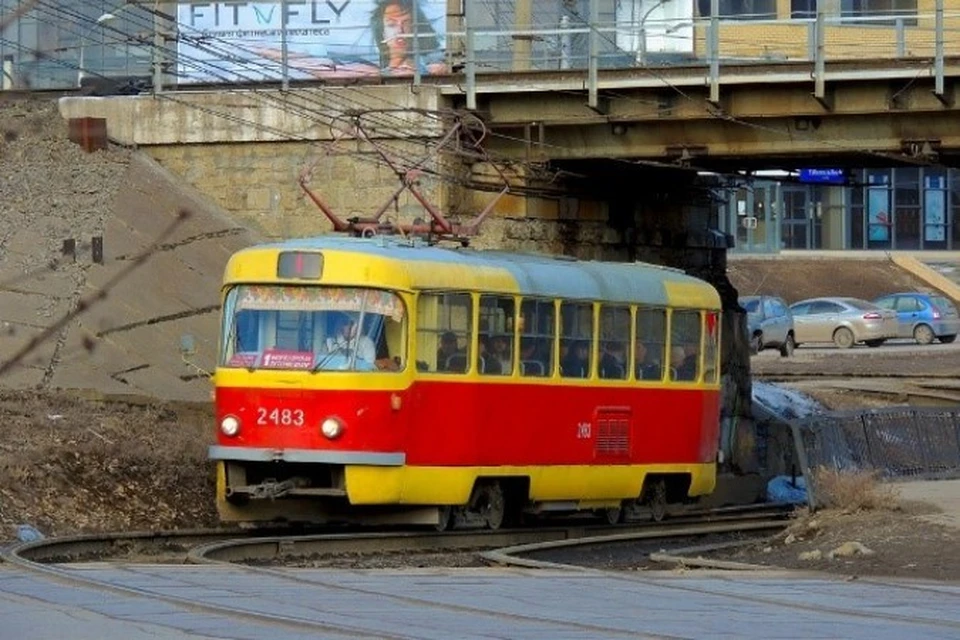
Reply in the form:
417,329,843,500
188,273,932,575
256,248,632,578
519,298,555,377
416,292,473,374
479,295,515,375
560,302,593,379
670,310,702,382
599,305,630,380
703,311,720,383
220,285,406,372
635,307,666,381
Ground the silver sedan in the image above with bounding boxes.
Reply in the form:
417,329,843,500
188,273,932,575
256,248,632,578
788,297,898,349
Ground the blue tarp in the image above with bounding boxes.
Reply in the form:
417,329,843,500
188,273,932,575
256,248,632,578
767,475,808,505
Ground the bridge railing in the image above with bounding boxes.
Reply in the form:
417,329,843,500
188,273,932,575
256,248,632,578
453,7,960,108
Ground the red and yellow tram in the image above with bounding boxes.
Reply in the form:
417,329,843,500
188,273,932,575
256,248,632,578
211,237,722,528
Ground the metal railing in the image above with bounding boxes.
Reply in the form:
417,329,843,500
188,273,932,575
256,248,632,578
791,407,960,508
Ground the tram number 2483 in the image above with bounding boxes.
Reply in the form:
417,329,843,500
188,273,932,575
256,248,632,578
257,407,305,427
576,422,592,439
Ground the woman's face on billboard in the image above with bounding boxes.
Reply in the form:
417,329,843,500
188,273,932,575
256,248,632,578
382,3,413,57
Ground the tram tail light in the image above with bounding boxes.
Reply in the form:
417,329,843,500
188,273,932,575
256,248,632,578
220,415,241,437
321,416,345,439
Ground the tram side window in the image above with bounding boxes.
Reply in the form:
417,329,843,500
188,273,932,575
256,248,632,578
560,302,593,379
479,295,515,376
670,310,702,382
416,292,473,374
703,311,720,383
519,298,555,377
635,307,667,381
599,305,630,380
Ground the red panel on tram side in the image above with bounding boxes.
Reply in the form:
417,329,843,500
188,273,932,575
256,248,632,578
215,386,407,453
215,382,719,468
403,382,718,467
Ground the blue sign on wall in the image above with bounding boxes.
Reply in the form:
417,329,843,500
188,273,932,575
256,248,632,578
798,168,846,185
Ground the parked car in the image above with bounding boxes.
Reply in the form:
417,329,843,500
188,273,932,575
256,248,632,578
788,297,898,349
872,292,960,345
739,295,795,356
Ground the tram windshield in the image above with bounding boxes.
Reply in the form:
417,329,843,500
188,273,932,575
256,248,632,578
220,285,406,372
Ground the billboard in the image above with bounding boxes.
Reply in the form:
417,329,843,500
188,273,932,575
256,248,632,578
176,1,448,83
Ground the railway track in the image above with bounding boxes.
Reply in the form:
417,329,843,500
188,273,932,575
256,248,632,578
0,505,789,638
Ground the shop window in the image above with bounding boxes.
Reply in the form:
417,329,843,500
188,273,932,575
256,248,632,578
924,171,948,249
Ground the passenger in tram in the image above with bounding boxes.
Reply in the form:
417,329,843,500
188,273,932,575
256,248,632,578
561,340,590,378
599,341,627,379
519,337,546,376
436,331,464,372
478,335,502,374
634,341,661,380
490,334,513,374
672,343,699,381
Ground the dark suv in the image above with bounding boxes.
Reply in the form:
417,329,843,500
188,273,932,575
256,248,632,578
739,295,796,357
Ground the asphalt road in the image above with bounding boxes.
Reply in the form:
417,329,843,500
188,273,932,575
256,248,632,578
750,338,960,378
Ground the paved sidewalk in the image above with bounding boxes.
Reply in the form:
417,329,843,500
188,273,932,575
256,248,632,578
890,479,960,529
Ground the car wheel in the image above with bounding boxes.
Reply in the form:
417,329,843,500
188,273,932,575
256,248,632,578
939,334,956,344
864,339,885,348
833,327,855,349
750,333,763,354
779,333,795,357
913,324,935,346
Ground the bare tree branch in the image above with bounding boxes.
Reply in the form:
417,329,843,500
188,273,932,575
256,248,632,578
0,208,191,378
0,0,40,32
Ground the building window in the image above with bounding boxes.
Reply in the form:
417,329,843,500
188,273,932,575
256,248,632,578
866,170,892,249
924,170,948,250
841,0,917,24
791,0,816,18
697,0,776,20
850,176,865,249
894,167,920,250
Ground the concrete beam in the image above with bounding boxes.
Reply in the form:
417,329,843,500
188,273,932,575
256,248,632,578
485,112,960,162
58,87,446,146
478,79,960,126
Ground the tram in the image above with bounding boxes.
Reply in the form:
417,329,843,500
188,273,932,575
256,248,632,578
211,236,722,528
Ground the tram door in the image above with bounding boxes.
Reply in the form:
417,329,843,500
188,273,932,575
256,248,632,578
729,184,777,253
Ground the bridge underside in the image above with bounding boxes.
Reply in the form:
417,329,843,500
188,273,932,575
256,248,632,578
467,62,960,171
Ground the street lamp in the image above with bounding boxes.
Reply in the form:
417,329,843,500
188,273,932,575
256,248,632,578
77,12,118,87
77,2,140,88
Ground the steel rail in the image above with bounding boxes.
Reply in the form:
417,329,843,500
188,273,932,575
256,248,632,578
0,506,790,639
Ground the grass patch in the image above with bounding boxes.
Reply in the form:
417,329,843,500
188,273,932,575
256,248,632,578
813,466,900,512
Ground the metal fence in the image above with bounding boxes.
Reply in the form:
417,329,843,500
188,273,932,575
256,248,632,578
791,407,960,507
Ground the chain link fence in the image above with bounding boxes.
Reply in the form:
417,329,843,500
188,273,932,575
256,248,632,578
789,407,960,508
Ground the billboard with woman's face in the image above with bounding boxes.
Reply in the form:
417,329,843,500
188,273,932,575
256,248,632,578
176,1,448,83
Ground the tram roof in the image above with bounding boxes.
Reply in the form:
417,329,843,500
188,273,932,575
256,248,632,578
233,236,720,309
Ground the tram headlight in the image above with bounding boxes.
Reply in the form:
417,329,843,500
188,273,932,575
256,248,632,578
220,415,241,437
321,416,344,439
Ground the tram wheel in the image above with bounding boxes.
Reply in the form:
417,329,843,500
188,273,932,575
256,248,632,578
603,506,624,525
435,506,454,532
473,482,505,530
647,479,668,523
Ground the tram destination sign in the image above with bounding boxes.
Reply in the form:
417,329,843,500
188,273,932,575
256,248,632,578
798,168,847,185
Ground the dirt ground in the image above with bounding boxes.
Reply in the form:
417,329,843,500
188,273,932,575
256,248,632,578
727,257,941,304
0,389,218,540
706,502,960,582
